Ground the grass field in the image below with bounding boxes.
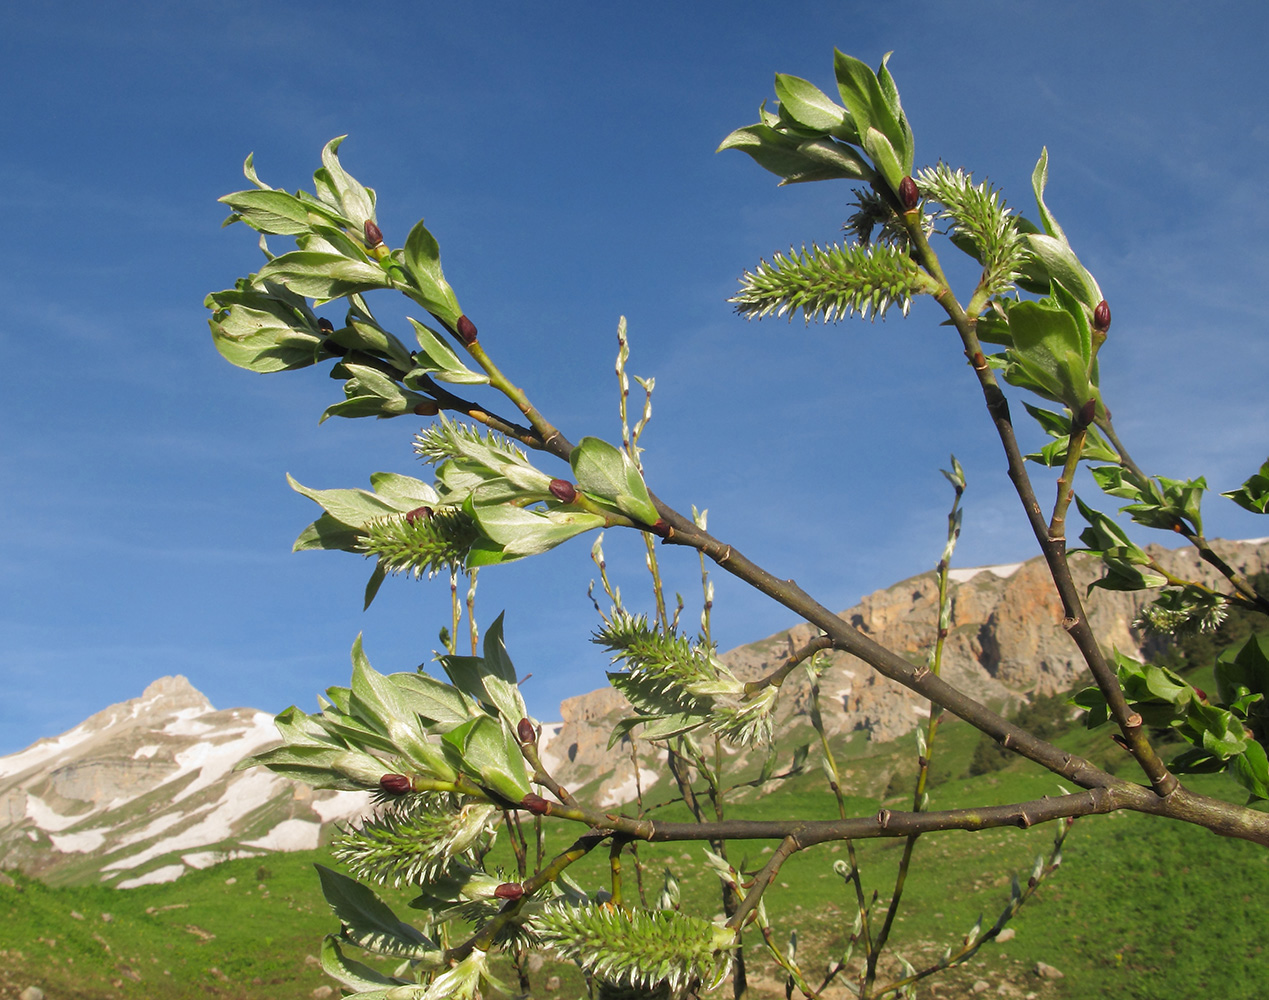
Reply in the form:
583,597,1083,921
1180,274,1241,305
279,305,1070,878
3,705,1267,1000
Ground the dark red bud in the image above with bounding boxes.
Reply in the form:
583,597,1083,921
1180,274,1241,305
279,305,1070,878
412,399,440,416
651,519,671,538
899,176,920,211
548,479,578,504
379,773,412,795
1193,687,1207,702
517,718,537,744
1093,300,1111,333
364,220,385,248
521,793,551,815
405,506,434,523
317,318,334,333
456,315,478,344
1075,398,1097,430
494,882,525,900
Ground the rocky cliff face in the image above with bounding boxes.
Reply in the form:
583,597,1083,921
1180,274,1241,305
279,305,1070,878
0,677,369,889
539,539,1269,806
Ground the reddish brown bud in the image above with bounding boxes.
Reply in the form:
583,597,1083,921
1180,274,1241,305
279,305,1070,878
521,793,551,815
899,176,920,211
317,317,334,333
413,399,440,416
517,718,537,744
364,219,384,248
1075,398,1097,430
405,506,434,523
379,773,412,795
493,882,525,900
548,479,578,504
1093,299,1111,333
456,315,478,344
1193,687,1208,702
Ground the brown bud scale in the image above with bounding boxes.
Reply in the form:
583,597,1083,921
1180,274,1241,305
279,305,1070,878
456,315,478,344
379,773,412,795
521,793,551,815
517,718,537,744
548,479,578,504
405,506,434,523
899,176,920,211
494,882,525,900
1093,299,1111,333
364,220,385,248
413,399,440,416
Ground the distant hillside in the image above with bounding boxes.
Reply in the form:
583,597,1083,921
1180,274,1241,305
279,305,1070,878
0,677,367,888
539,538,1269,805
3,538,1265,889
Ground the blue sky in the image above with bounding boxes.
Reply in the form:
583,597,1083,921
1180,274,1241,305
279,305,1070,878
2,1,1267,756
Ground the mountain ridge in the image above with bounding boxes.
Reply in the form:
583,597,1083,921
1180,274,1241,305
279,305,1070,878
3,538,1265,887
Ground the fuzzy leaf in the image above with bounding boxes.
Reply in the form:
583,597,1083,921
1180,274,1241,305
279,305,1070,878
314,865,438,960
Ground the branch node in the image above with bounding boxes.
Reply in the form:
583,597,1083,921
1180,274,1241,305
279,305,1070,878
1060,616,1080,632
1125,712,1143,729
876,808,892,829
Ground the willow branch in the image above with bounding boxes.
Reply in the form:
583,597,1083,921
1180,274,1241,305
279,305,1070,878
744,634,836,695
898,211,1178,797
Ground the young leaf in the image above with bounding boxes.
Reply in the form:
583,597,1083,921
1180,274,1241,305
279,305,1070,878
314,864,438,960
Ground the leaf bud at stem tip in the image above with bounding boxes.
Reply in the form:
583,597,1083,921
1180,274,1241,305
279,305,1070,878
494,882,525,900
1093,299,1111,333
413,399,440,416
517,717,537,744
899,176,920,211
379,773,412,795
364,220,385,248
548,479,578,503
456,315,478,344
405,506,434,523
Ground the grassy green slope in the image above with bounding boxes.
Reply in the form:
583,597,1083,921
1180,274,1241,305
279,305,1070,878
3,714,1267,1000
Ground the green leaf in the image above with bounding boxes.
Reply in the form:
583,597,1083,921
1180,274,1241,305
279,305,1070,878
293,512,365,553
1232,739,1269,800
1030,148,1068,244
1215,635,1269,709
348,636,457,779
1004,298,1095,409
436,613,527,724
220,188,332,236
793,138,873,180
467,503,607,564
319,136,377,228
368,472,439,508
314,865,437,960
288,474,400,527
1222,459,1269,514
832,51,898,150
862,127,904,191
570,437,659,525
440,716,531,801
407,318,488,385
1016,234,1102,309
320,935,406,991
257,251,391,303
717,124,864,184
390,670,477,729
402,220,463,329
205,283,330,373
773,74,847,132
237,743,386,790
